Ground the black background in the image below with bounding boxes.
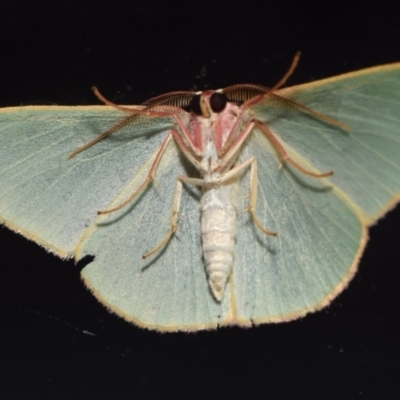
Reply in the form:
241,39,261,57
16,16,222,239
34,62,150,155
1,1,400,399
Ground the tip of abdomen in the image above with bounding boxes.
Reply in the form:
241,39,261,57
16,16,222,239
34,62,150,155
209,271,229,302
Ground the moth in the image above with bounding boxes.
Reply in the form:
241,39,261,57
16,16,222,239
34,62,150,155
1,55,399,331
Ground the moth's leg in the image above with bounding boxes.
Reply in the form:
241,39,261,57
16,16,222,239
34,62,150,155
246,158,277,236
219,121,256,167
217,156,254,184
178,175,204,187
146,173,204,260
178,159,254,187
98,132,173,215
218,157,277,236
224,158,277,236
169,129,202,169
256,121,333,178
142,180,183,259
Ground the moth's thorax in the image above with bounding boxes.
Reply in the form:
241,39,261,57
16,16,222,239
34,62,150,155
188,92,244,176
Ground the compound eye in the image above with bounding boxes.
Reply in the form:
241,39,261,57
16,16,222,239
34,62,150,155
210,92,228,113
189,95,202,115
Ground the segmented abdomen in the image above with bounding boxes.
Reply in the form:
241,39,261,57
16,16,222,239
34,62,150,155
200,183,238,302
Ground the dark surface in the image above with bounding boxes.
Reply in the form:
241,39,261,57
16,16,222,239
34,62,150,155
1,1,399,399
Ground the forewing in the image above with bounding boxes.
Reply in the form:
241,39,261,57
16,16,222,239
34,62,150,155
252,63,400,223
0,106,174,257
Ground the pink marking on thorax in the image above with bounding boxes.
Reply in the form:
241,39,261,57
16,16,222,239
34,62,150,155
214,103,241,152
188,116,204,153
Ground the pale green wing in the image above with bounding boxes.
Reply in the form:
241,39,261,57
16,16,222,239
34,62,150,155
0,106,173,257
252,63,400,224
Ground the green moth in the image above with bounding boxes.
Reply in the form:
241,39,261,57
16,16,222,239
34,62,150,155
1,60,399,332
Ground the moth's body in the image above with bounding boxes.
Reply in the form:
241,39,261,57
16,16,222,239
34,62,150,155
186,92,244,301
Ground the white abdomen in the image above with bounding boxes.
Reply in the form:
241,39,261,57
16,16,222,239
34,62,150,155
201,182,238,302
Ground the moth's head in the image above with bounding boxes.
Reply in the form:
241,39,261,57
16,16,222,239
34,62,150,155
188,91,229,119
